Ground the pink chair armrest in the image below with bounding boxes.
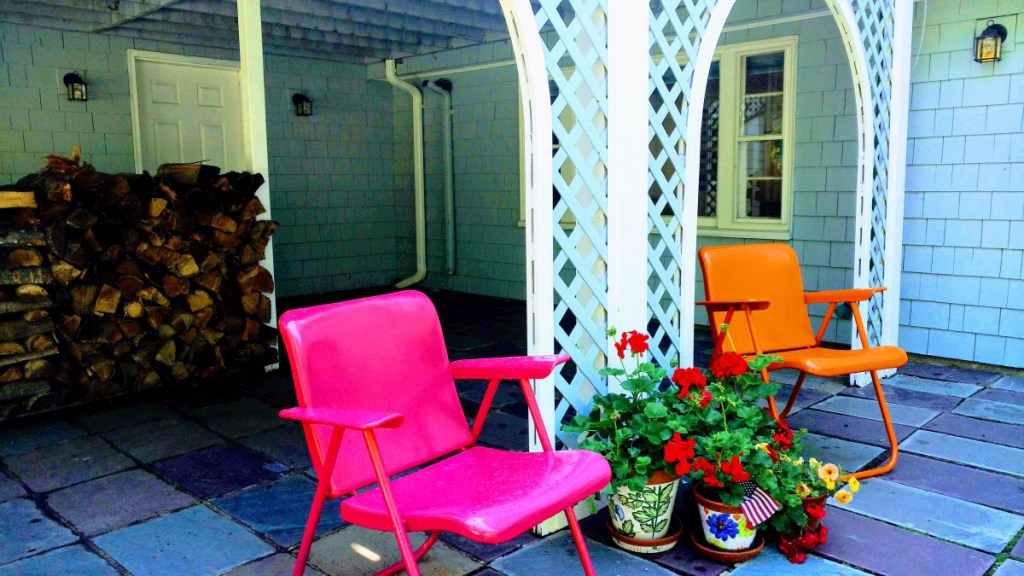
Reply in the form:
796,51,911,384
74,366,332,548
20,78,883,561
450,354,570,380
279,407,404,430
804,287,886,304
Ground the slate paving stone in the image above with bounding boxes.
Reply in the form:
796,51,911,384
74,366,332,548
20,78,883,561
882,453,1024,515
191,398,284,439
884,373,981,398
103,418,221,463
47,469,194,536
837,478,1024,553
0,544,120,576
0,472,24,502
899,362,1000,385
975,388,1024,406
457,379,523,410
813,396,940,427
3,436,133,493
786,410,915,447
239,423,311,469
1014,537,1024,559
729,546,871,575
212,474,344,547
801,433,884,472
924,413,1024,449
772,384,832,414
475,412,529,452
221,553,327,576
74,403,178,433
0,420,86,457
152,444,286,499
994,376,1024,393
309,525,482,576
0,498,77,565
817,507,995,576
996,559,1024,576
440,531,536,563
953,398,1024,426
490,531,677,576
94,505,274,576
767,370,848,394
903,430,1024,476
839,383,962,411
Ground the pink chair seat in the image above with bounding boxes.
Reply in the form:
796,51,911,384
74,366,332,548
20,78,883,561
342,446,610,542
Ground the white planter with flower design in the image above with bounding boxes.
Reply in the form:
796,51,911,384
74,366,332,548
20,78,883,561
607,472,682,553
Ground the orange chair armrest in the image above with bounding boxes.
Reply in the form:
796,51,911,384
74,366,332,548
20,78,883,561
696,299,771,312
279,407,404,430
450,354,570,380
804,287,886,304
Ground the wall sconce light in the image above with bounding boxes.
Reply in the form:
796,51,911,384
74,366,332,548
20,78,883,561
975,20,1008,63
292,93,312,116
63,72,88,101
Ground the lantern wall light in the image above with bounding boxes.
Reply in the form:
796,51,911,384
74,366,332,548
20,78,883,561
63,72,88,101
975,20,1008,63
292,93,312,116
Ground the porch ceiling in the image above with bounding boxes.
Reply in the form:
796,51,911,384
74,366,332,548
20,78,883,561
0,0,516,63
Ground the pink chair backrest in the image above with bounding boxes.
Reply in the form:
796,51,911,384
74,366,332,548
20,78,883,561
279,291,473,496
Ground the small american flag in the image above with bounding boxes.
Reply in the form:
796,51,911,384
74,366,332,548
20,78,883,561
739,481,780,527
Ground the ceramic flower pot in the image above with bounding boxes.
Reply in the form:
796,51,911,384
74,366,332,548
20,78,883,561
694,486,758,551
609,471,680,543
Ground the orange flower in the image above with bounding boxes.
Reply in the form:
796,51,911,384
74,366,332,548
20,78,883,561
835,490,853,505
818,463,840,482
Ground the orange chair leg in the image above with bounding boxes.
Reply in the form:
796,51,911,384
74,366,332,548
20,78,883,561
849,370,899,480
374,531,441,576
563,507,596,576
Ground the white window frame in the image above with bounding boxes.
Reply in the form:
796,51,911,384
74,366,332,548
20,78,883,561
695,36,798,240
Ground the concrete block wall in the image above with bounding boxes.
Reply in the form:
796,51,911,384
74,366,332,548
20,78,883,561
901,1,1024,367
0,23,398,299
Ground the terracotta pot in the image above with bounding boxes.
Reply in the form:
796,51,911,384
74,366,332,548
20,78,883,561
693,485,758,552
609,471,680,542
802,494,828,531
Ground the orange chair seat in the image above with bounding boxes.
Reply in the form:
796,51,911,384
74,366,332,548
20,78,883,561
771,346,908,377
342,446,610,543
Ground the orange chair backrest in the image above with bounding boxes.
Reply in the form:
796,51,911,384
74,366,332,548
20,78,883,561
698,243,816,355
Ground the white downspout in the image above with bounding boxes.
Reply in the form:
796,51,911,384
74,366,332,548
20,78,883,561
424,80,456,275
386,59,426,288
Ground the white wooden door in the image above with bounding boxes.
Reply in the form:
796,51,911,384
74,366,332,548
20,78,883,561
134,58,244,173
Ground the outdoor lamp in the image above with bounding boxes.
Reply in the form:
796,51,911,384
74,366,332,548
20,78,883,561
975,20,1008,63
63,72,88,101
292,93,312,116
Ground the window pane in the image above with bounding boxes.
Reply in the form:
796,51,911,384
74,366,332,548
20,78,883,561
698,61,720,217
743,140,783,178
744,52,784,94
744,179,782,218
743,94,783,136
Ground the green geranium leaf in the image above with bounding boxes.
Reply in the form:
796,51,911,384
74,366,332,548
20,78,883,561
644,403,669,419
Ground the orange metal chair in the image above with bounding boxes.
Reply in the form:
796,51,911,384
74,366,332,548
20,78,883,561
697,243,907,480
279,290,610,576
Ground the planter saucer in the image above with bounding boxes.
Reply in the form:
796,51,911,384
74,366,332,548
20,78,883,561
607,518,683,554
690,530,765,563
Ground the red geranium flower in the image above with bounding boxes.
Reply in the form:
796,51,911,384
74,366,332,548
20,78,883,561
804,504,826,520
698,389,713,408
664,433,696,464
625,330,649,354
709,351,749,379
720,455,750,482
817,525,829,545
773,420,794,449
671,367,706,396
692,457,722,487
614,339,626,359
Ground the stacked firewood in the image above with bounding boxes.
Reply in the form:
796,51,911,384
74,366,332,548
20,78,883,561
0,150,278,417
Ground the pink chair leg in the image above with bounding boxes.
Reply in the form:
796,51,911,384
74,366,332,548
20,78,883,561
363,430,422,576
564,508,596,576
294,427,345,576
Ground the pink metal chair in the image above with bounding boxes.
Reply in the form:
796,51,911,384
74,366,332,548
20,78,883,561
279,291,611,576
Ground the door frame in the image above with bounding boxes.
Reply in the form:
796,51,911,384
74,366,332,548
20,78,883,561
127,50,244,173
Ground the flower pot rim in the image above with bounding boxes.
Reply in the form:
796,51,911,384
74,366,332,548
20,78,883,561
693,483,744,514
646,470,680,486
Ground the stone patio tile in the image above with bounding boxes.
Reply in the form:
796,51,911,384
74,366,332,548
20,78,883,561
897,362,955,380
1014,537,1024,559
924,413,1024,449
975,388,1024,406
730,546,871,575
996,559,1024,576
103,418,221,463
772,384,832,414
0,499,77,565
470,570,505,576
817,507,995,576
839,383,962,411
491,531,676,576
769,371,848,394
786,410,915,447
94,505,274,576
152,444,286,499
192,398,284,439
836,479,1024,553
953,398,1024,426
883,453,1024,515
212,474,344,547
456,379,523,410
945,367,1003,386
239,423,311,469
0,472,24,502
47,469,194,536
903,430,1024,476
801,433,884,472
440,531,536,563
899,363,999,385
0,420,86,457
3,436,133,492
994,376,1024,393
885,373,981,398
309,525,482,576
812,396,940,427
0,544,120,576
475,412,529,452
74,403,178,433
221,553,326,576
